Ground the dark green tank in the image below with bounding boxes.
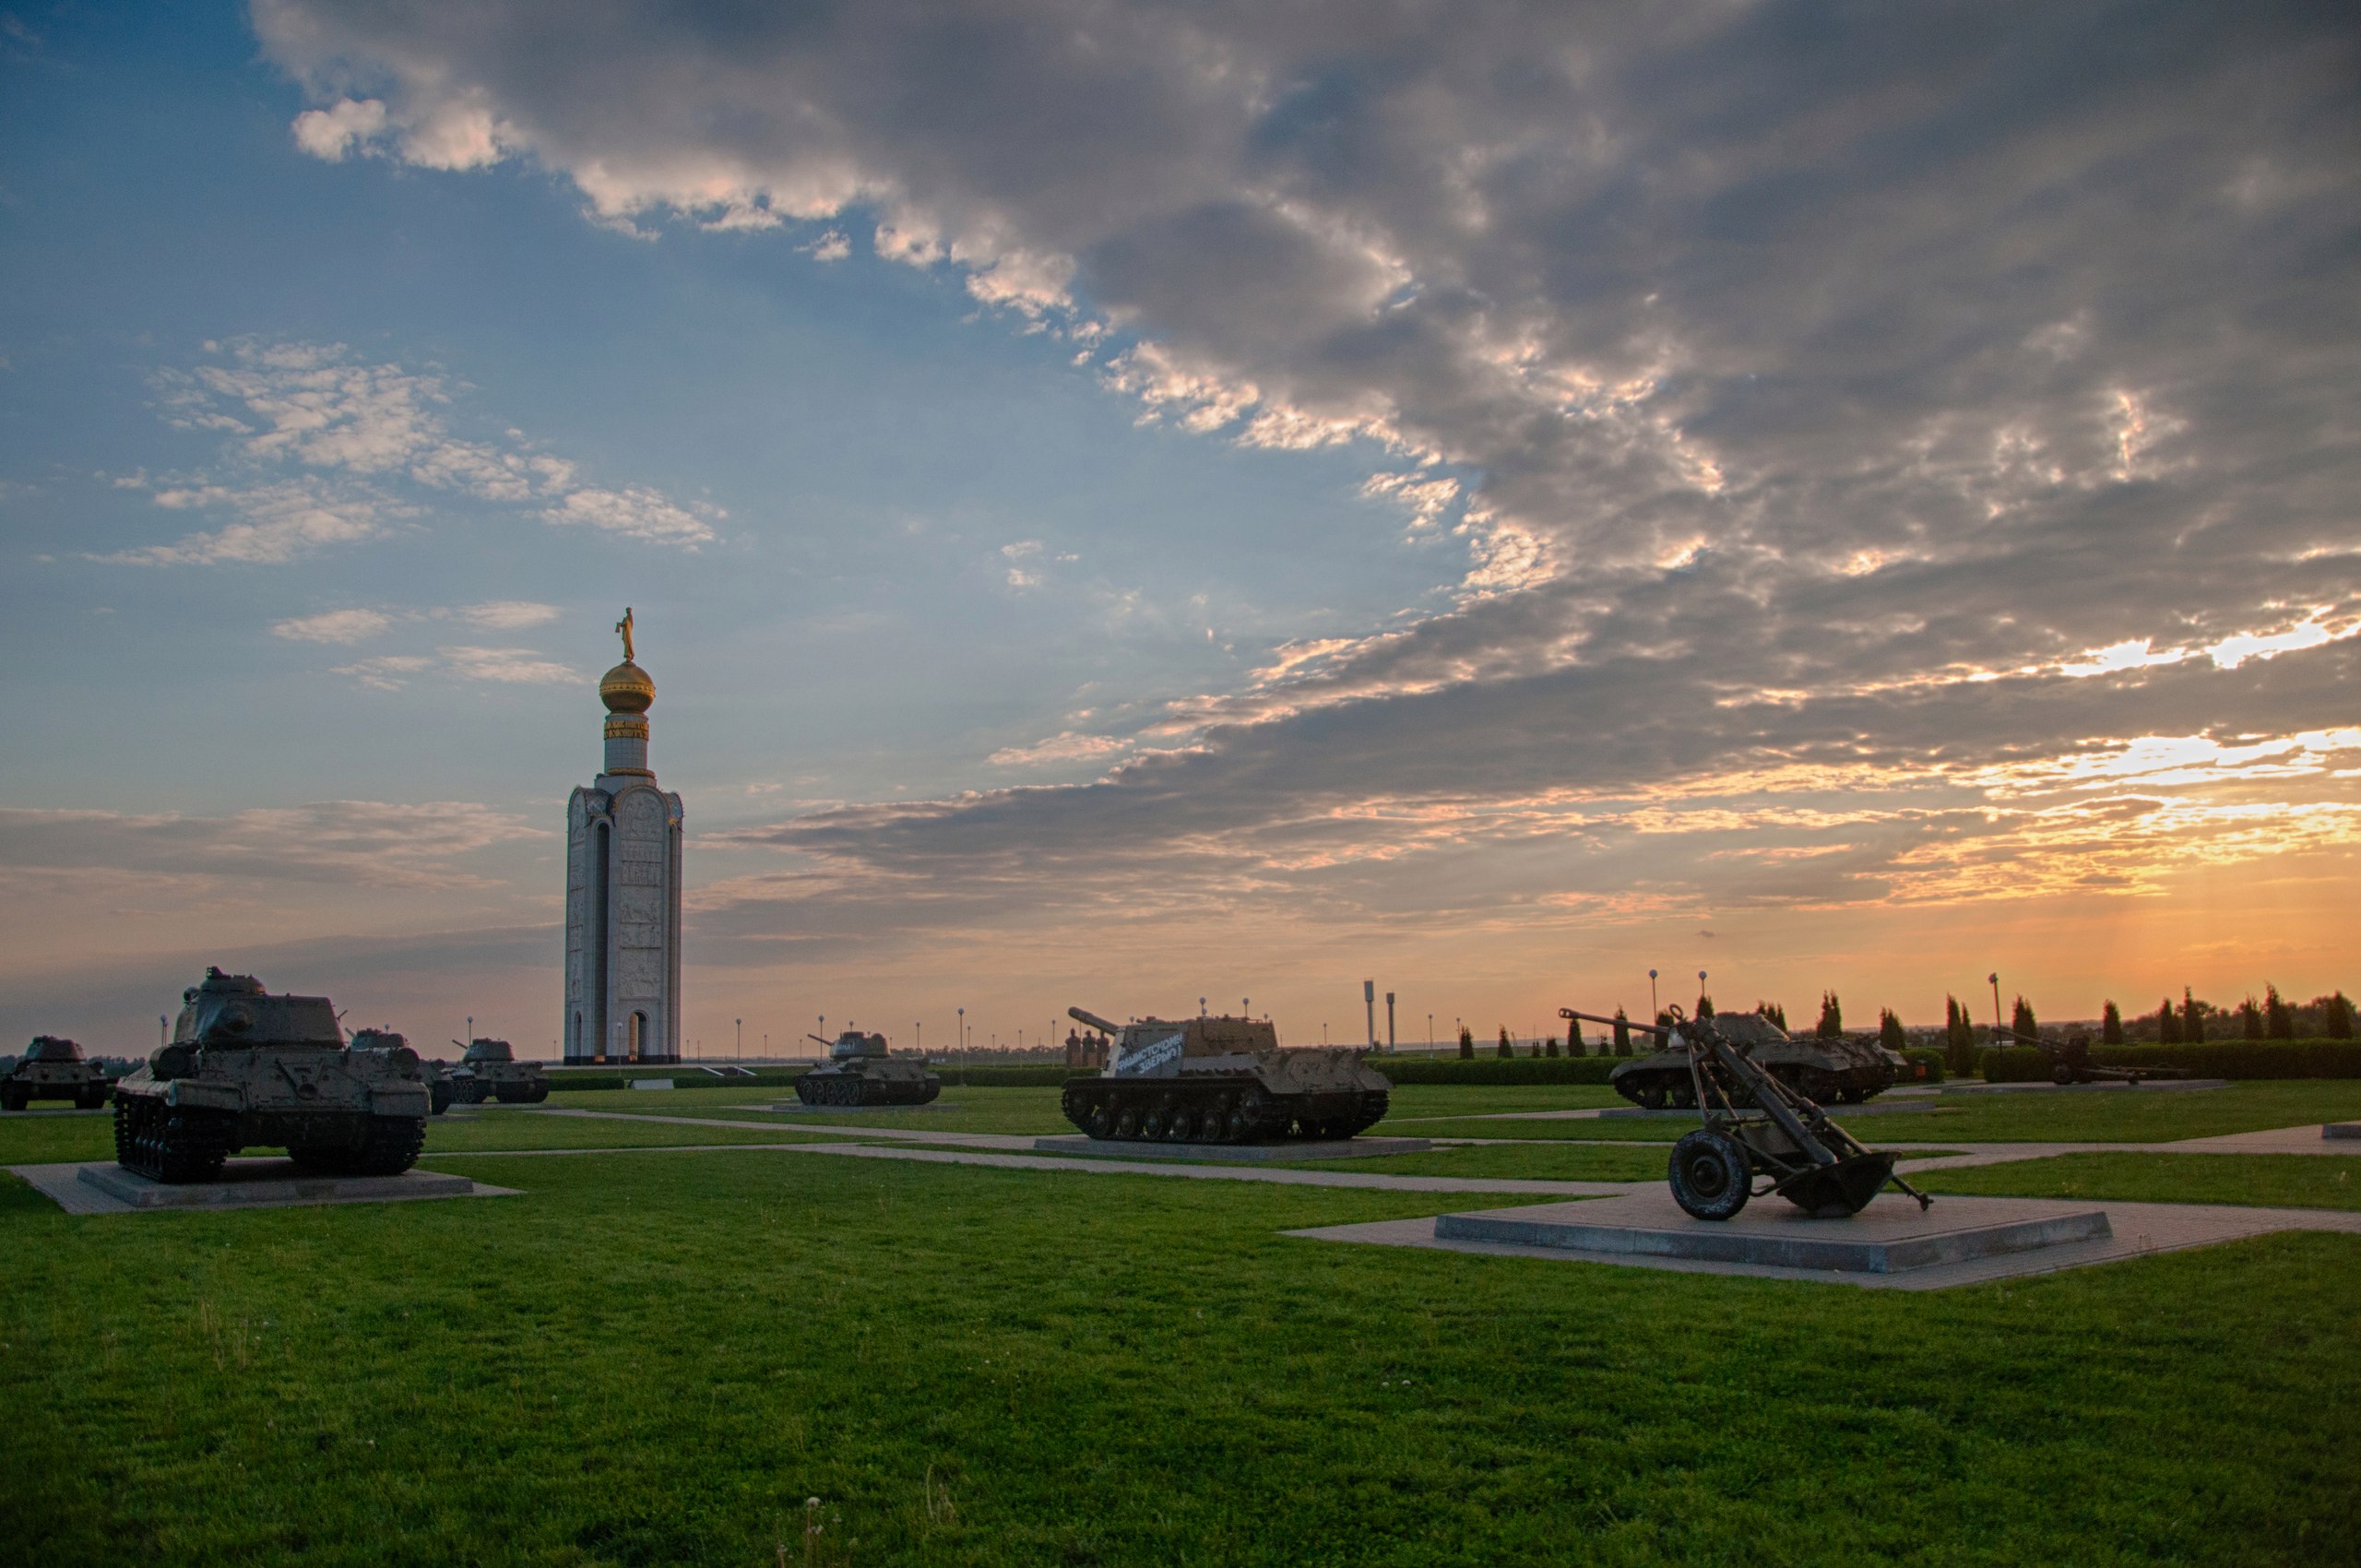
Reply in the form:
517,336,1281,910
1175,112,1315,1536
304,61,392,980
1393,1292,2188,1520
1610,1011,1901,1109
2,1036,111,1111
111,968,431,1182
794,1029,941,1107
455,1038,549,1104
1059,1007,1391,1143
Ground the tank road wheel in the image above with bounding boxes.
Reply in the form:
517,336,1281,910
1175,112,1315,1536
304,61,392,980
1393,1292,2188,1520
113,1098,139,1164
1141,1105,1169,1139
1114,1104,1143,1139
1668,1129,1751,1221
350,1116,427,1177
528,1081,550,1103
1087,1101,1117,1139
1635,1084,1667,1111
147,1109,231,1184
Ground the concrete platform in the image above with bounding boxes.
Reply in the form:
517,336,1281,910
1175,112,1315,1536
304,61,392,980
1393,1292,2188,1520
6,1158,509,1215
1428,1190,2107,1275
1032,1134,1431,1162
2327,1123,2360,1141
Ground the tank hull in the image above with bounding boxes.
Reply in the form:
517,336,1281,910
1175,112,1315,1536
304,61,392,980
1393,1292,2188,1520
1059,1070,1389,1143
112,1086,427,1182
795,1061,942,1108
1611,1037,1898,1109
2,1062,111,1111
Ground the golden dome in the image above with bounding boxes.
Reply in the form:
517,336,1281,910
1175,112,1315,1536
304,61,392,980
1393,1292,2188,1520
599,659,655,715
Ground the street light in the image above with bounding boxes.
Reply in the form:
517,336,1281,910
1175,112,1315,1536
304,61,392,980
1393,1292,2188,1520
1988,972,2003,1034
1649,969,1659,1019
1427,1012,1434,1049
735,1017,742,1060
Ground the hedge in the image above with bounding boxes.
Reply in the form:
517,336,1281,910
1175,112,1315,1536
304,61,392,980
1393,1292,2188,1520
1897,1048,1947,1086
1981,1039,2361,1083
1372,1056,1622,1086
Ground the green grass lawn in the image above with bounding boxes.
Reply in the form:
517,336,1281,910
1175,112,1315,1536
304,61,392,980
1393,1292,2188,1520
1920,1153,2361,1210
1281,1141,1672,1182
0,1107,841,1167
6,1146,2360,1565
1406,1081,2361,1146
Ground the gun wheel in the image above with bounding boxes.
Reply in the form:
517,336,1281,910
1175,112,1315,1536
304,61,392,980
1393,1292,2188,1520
1668,1128,1751,1221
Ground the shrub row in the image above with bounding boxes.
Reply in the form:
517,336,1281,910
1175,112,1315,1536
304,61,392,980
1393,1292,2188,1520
1897,1048,1947,1085
542,1067,807,1092
1373,1056,1622,1086
1980,1039,2361,1083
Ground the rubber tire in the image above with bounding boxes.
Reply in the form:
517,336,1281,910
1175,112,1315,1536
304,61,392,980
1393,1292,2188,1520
2051,1064,2076,1086
1668,1128,1751,1221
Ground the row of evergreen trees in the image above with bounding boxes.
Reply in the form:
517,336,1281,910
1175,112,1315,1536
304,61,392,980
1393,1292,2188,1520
1452,985,2355,1063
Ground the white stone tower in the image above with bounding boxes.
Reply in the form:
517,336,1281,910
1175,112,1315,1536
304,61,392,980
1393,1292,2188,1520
564,608,683,1063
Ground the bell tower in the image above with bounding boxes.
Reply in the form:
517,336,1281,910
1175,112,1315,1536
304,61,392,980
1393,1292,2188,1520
564,608,684,1063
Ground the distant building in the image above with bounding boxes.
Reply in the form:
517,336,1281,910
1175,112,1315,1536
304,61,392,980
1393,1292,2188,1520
564,609,683,1063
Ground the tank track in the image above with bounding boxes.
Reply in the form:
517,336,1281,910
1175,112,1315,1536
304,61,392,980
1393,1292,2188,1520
288,1116,427,1177
490,1079,550,1104
794,1070,941,1108
0,1080,109,1111
113,1096,234,1183
1059,1079,1389,1143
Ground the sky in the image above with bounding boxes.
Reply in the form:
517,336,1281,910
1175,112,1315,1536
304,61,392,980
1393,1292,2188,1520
2,1,2355,1056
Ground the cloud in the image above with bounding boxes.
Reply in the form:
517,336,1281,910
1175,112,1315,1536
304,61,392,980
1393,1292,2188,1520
101,479,386,565
438,646,580,685
0,801,546,890
256,3,2361,962
291,96,386,160
540,485,716,546
329,654,433,692
804,229,850,262
986,731,1132,768
103,339,712,564
273,608,396,644
455,600,562,630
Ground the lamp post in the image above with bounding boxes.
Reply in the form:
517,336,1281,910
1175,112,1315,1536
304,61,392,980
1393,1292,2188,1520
1648,969,1659,1019
735,1017,742,1061
915,1020,922,1059
1427,1012,1433,1049
1988,972,2003,1035
1698,970,1708,1016
957,1006,966,1084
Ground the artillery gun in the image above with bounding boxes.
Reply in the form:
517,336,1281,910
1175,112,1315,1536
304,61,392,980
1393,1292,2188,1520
1992,1026,2189,1087
794,1028,941,1108
1059,1006,1391,1144
110,968,431,1183
1561,1006,1931,1219
1569,1005,1900,1108
452,1038,550,1104
2,1036,112,1111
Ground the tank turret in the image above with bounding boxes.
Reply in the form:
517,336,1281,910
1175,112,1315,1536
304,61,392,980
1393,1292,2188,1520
1058,1005,1390,1144
446,1037,548,1105
109,969,430,1182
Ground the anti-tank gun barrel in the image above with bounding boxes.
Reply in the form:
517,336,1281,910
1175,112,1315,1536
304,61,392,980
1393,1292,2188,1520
805,1033,832,1048
1558,1007,1667,1039
1067,1006,1121,1037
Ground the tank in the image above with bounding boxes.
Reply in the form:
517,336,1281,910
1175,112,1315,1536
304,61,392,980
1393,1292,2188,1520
110,968,432,1182
1610,1011,1899,1109
350,1029,467,1114
454,1038,549,1104
1059,1006,1391,1144
2,1036,112,1111
794,1029,942,1108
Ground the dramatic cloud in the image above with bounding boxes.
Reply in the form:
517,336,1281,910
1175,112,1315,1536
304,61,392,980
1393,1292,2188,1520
259,3,2361,973
103,339,715,563
0,801,547,890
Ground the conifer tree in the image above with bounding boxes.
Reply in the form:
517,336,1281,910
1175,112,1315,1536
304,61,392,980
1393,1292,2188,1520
1755,1000,1788,1032
1457,1024,1474,1061
1544,1033,1560,1058
2158,998,2181,1044
2325,992,2355,1040
1613,1007,1632,1055
1878,1008,1906,1051
2101,1001,2124,1045
2238,995,2263,1039
1695,992,1714,1018
1497,1026,1514,1059
2182,988,2205,1043
2011,995,2038,1039
2263,984,2294,1039
1815,991,1844,1039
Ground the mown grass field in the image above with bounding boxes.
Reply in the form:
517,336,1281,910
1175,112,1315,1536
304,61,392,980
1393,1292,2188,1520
1401,1080,2361,1145
5,1083,2357,1565
1920,1152,2361,1210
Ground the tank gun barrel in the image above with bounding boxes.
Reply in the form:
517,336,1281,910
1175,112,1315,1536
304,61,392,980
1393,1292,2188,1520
805,1033,832,1047
1067,1005,1121,1036
1558,1006,1667,1039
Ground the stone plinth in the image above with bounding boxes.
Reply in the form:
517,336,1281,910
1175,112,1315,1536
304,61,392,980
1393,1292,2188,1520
1032,1134,1430,1162
1432,1191,2108,1275
73,1159,485,1212
2326,1123,2360,1141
